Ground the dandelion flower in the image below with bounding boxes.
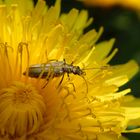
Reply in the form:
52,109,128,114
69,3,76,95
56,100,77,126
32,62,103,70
80,0,140,11
0,0,140,140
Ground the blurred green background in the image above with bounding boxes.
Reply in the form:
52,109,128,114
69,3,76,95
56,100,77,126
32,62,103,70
44,0,140,139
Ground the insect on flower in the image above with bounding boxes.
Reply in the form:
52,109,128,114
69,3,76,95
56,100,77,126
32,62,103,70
23,59,106,91
23,59,89,90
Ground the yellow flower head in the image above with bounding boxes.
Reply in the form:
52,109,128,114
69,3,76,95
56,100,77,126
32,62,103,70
0,0,140,140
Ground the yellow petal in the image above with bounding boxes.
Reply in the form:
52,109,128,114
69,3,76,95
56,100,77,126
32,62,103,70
111,60,139,80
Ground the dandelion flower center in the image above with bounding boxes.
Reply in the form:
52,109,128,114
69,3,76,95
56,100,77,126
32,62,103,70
0,82,46,137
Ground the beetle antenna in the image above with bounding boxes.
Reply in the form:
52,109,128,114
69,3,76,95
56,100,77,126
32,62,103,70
82,66,109,70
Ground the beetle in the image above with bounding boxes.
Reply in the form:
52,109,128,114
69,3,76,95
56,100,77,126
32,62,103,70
23,60,85,78
23,59,88,91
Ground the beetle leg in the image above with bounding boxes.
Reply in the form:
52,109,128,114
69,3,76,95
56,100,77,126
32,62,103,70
63,58,66,63
67,73,70,81
42,80,49,88
70,61,74,65
57,74,65,88
42,66,54,88
42,72,54,88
